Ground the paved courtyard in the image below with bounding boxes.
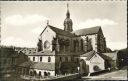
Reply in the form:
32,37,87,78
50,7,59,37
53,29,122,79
82,66,127,80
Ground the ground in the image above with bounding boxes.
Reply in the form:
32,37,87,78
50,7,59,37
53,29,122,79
81,66,127,80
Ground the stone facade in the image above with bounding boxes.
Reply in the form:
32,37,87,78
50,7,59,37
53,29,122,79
19,4,107,77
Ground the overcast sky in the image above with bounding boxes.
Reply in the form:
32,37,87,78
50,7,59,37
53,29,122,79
1,1,127,50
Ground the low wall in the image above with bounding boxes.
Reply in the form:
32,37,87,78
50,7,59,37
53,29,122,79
49,73,80,81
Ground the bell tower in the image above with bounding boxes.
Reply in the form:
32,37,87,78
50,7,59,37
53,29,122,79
64,4,73,32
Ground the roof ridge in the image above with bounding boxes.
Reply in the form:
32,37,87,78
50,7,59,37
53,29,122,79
74,26,101,32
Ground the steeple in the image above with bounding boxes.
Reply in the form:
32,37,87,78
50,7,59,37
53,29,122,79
66,4,70,18
64,4,73,32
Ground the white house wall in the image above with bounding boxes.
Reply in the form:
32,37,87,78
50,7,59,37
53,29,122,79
41,26,56,51
89,54,105,73
80,53,105,73
28,56,55,63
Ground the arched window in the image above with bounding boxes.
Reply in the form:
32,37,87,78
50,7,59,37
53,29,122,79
60,57,62,62
40,57,42,62
93,65,100,71
48,57,51,62
34,71,37,76
44,72,48,76
48,72,50,76
30,71,33,76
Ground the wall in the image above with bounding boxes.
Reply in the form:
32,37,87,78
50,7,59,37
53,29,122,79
87,34,97,52
80,53,105,73
41,26,56,52
88,53,105,73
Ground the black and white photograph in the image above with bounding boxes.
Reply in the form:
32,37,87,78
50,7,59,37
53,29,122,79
0,0,127,81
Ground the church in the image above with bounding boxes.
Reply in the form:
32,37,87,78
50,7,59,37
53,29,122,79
18,4,107,77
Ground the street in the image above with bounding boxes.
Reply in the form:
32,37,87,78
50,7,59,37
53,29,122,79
82,66,127,80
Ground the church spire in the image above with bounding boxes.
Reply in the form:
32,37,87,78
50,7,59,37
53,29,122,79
64,4,73,32
66,3,70,18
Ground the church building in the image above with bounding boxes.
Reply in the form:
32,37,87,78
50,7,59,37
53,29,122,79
19,4,107,77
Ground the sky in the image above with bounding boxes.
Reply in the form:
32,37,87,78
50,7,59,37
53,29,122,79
1,1,127,50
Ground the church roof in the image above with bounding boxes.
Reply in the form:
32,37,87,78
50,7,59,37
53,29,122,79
72,26,101,36
19,61,55,71
80,50,111,61
31,62,55,71
19,61,36,67
48,25,75,37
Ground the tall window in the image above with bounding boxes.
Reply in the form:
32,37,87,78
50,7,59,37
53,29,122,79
73,40,76,52
48,57,51,62
33,57,35,61
39,71,41,76
60,57,62,62
40,57,42,62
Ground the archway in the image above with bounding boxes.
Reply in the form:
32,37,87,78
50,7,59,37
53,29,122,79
30,71,33,76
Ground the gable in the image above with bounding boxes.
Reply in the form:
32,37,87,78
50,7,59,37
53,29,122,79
90,53,104,63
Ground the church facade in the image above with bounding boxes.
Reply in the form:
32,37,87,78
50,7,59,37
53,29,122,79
20,4,107,77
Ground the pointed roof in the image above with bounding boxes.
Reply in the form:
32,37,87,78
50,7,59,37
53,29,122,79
19,61,55,71
31,62,55,71
40,25,75,37
80,50,96,60
72,26,101,36
66,3,70,18
27,50,55,56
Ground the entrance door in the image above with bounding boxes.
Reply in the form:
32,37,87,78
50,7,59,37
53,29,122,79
80,59,89,75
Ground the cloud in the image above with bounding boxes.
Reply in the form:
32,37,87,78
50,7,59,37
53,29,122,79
1,37,37,47
75,18,118,30
107,42,127,50
31,26,45,35
4,14,49,26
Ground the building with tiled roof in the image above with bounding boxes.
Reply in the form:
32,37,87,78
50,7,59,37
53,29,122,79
17,4,107,77
80,50,105,74
72,26,101,36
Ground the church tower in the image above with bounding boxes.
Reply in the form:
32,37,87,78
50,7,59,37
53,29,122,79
64,4,73,32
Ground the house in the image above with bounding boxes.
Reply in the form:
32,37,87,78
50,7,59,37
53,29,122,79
0,46,29,80
80,50,105,75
